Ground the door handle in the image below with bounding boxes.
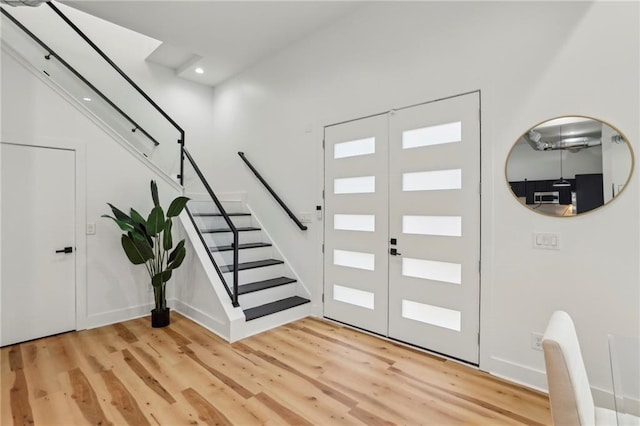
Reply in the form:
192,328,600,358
55,246,73,254
390,248,402,256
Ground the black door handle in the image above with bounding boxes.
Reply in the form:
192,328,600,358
390,248,401,256
55,246,73,254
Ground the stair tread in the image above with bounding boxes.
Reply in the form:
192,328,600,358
238,277,297,295
192,212,250,217
199,226,260,233
243,296,310,321
211,242,272,252
220,259,283,273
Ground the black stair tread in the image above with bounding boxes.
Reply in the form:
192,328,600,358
244,296,310,321
238,277,297,295
192,212,251,217
210,242,272,252
199,226,260,233
220,259,284,273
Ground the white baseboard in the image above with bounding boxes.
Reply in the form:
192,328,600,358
487,356,548,393
85,303,155,329
171,298,230,341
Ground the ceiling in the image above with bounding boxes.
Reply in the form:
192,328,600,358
62,1,362,86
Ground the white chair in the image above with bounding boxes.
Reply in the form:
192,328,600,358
542,310,618,425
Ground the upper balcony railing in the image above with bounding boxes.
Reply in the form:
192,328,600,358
1,1,184,179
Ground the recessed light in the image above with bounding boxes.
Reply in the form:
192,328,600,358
82,97,92,102
195,67,204,74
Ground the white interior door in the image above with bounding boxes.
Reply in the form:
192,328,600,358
324,114,389,334
388,93,480,363
1,143,76,346
323,92,481,364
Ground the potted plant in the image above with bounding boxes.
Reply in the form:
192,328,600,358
103,180,189,327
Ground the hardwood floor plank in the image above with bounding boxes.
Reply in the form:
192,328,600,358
68,367,113,425
8,346,34,426
349,405,396,426
182,387,233,425
1,315,551,425
121,349,176,404
112,323,139,344
286,322,396,365
101,369,151,426
161,327,191,347
179,344,254,399
253,391,315,426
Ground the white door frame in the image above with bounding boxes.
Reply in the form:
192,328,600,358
0,137,87,331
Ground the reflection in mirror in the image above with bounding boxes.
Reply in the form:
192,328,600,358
506,116,634,216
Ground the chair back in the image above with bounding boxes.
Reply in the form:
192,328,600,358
542,310,595,425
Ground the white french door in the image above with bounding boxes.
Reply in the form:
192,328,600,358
324,92,480,364
323,114,390,335
1,143,77,346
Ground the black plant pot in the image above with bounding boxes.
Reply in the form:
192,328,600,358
151,307,170,328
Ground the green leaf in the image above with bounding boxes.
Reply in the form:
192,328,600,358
168,245,185,270
146,206,165,236
107,203,133,225
169,239,185,264
166,196,190,217
121,234,154,265
130,208,147,227
150,180,160,207
163,219,173,251
151,270,172,287
102,215,134,233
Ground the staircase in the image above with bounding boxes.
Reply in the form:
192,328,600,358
187,200,310,321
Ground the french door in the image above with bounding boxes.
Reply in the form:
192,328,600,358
324,92,480,364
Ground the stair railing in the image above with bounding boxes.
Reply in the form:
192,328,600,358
44,2,187,183
238,152,308,231
182,148,240,307
1,7,160,147
1,2,239,306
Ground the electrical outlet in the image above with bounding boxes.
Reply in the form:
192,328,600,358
531,332,544,351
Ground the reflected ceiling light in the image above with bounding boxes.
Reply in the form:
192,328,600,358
195,67,204,74
82,97,92,102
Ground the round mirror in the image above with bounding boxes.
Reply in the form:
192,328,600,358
506,116,634,216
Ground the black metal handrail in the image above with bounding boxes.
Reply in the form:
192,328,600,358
45,2,186,182
46,3,185,136
1,7,160,147
183,147,240,307
238,152,308,231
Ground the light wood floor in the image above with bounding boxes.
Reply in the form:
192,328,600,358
2,313,551,425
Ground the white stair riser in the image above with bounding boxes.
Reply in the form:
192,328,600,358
203,230,263,246
216,246,273,265
223,263,285,285
191,215,253,230
238,283,297,309
239,302,311,340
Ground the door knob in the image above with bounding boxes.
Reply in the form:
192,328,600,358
390,248,401,256
55,246,73,254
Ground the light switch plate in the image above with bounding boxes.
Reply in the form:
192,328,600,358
300,213,313,223
532,232,560,250
86,223,96,235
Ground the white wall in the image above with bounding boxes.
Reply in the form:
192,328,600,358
193,1,639,397
1,47,186,327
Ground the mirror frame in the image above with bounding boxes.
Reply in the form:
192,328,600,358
505,115,635,217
